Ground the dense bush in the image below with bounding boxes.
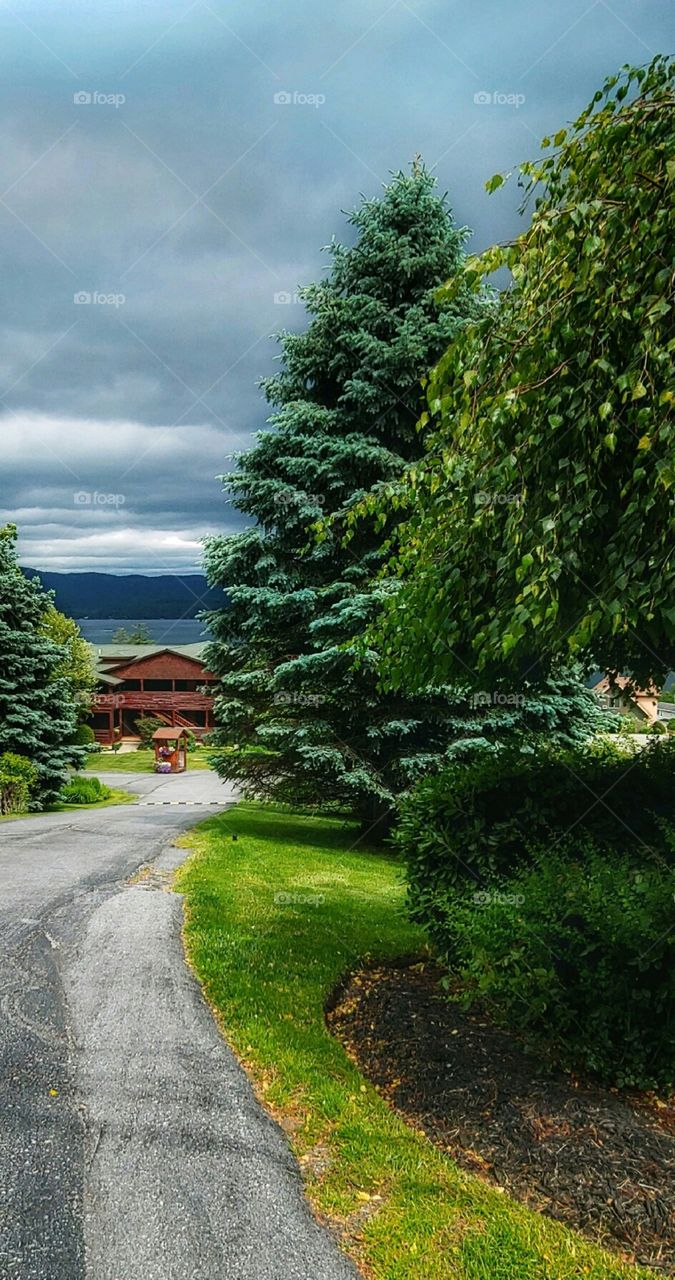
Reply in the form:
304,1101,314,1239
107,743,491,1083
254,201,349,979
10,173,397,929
134,715,167,747
0,752,38,814
616,717,642,735
396,738,675,927
60,776,112,805
441,840,675,1088
74,723,95,745
396,739,675,1087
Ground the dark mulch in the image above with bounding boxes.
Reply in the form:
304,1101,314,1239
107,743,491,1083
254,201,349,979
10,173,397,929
326,960,675,1275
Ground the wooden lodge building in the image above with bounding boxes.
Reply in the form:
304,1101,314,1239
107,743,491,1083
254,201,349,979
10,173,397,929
88,643,216,746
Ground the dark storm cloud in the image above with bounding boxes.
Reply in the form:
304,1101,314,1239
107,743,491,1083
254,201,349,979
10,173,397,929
0,0,671,570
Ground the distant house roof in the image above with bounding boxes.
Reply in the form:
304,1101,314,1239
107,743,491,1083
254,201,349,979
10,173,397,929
89,642,210,683
91,643,207,662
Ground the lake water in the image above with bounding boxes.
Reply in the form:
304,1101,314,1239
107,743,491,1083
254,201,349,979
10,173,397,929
78,618,208,645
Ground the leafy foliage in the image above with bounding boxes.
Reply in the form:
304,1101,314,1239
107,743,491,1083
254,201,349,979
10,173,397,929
0,527,87,806
42,605,97,714
0,752,38,815
358,59,675,692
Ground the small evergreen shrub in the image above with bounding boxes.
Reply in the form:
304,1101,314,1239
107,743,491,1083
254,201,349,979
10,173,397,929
441,840,675,1088
74,723,95,745
650,720,667,735
60,776,112,805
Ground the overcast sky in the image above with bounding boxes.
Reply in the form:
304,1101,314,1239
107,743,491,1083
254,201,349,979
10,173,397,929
0,0,671,575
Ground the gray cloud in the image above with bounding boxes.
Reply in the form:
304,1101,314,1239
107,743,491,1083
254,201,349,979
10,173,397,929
0,0,671,571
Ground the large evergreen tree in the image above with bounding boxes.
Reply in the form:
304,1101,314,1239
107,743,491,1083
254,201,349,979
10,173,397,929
205,167,606,829
0,526,86,807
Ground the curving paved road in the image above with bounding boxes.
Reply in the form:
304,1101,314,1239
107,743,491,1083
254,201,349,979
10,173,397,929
0,774,359,1280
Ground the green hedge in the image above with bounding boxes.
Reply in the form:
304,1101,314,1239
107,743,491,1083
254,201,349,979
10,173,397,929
442,840,675,1087
74,723,96,745
395,739,675,1088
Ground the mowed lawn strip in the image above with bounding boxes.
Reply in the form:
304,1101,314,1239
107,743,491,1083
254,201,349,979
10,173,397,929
176,803,654,1280
85,748,215,772
0,787,136,821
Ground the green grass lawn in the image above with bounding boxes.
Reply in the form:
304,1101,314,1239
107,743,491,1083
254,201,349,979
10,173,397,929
176,803,653,1280
85,748,214,772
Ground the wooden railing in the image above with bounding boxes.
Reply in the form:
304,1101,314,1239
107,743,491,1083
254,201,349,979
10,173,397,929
93,691,213,711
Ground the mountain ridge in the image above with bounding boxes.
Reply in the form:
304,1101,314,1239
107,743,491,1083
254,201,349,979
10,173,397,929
21,569,222,619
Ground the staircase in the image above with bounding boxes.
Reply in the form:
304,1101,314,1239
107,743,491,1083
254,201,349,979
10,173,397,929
148,711,207,735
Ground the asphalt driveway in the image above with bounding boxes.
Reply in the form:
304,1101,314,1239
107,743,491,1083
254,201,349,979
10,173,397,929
0,777,358,1280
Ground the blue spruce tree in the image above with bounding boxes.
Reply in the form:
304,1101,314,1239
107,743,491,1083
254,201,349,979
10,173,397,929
204,166,606,833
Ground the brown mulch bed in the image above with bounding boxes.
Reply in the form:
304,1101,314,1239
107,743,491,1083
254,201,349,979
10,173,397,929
326,960,675,1275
